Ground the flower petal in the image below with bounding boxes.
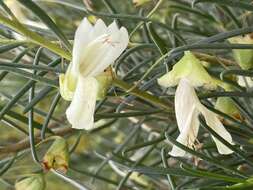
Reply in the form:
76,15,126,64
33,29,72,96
72,18,93,74
78,35,113,76
175,78,201,132
91,19,108,39
171,79,200,157
170,132,188,157
200,107,234,154
88,26,129,76
119,27,129,50
62,17,94,99
108,21,119,37
170,108,199,157
66,76,98,130
71,18,129,79
78,29,129,77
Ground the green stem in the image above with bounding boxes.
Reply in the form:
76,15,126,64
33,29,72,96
0,13,71,60
113,78,172,111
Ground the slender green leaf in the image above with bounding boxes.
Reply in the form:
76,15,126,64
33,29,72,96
18,0,72,51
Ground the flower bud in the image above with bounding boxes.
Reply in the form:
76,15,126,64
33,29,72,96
215,97,241,119
133,0,151,7
42,136,69,173
229,35,253,70
158,51,217,89
95,69,113,100
15,174,45,190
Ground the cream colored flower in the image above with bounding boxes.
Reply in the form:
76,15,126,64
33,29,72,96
170,79,233,157
158,52,233,156
60,18,129,129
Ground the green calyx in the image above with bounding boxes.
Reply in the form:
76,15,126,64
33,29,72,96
229,35,253,70
95,69,113,100
42,136,69,173
158,51,217,89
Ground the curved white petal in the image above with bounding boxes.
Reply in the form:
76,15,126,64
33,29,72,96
200,107,234,154
78,35,113,76
72,18,93,74
172,79,233,156
89,25,128,76
170,132,188,157
66,76,98,130
119,27,129,50
108,21,119,36
91,19,108,39
175,78,201,131
79,29,129,77
171,80,200,157
212,136,233,155
170,107,199,157
71,18,128,79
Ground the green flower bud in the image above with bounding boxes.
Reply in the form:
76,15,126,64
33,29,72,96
95,69,113,100
133,0,151,7
15,174,45,190
229,35,253,70
158,51,217,89
215,97,241,119
42,136,69,173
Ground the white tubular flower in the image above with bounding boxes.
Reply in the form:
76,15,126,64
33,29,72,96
158,51,233,156
170,79,233,157
60,18,129,130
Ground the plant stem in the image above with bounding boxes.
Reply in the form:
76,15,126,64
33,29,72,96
113,78,172,111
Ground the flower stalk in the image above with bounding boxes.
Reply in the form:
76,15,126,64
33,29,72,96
113,78,172,112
